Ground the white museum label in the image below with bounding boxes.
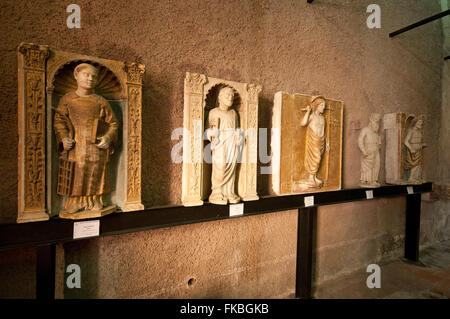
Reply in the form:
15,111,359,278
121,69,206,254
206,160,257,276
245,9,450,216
73,220,100,239
366,190,374,200
407,186,414,195
229,203,244,217
304,196,314,207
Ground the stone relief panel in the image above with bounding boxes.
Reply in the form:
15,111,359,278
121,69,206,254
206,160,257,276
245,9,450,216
17,43,145,222
272,92,343,195
182,73,261,206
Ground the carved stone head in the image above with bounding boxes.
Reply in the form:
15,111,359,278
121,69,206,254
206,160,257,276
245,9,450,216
311,96,326,114
369,113,381,132
73,63,99,90
218,86,235,110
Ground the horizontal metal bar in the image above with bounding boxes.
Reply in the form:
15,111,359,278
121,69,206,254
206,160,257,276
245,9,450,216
389,9,450,38
0,183,432,251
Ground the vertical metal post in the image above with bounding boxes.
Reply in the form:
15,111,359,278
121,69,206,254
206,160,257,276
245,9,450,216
404,194,421,262
36,244,56,299
295,207,315,299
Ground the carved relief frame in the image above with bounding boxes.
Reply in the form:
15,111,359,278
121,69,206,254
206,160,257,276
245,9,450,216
182,72,261,206
17,43,145,223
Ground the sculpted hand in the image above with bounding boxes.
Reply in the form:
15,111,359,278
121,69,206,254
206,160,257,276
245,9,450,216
62,137,75,151
306,105,312,113
96,136,111,149
207,127,219,141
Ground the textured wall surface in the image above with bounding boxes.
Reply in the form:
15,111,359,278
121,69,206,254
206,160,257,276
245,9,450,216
0,0,448,298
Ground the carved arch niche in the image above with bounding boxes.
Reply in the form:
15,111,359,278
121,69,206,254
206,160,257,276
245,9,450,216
17,43,145,223
182,73,261,207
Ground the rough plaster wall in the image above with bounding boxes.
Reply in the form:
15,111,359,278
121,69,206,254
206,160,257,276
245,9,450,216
0,0,448,298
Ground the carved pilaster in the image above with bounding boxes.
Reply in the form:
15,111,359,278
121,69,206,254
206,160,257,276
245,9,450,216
242,84,261,201
124,62,145,84
17,43,49,222
182,72,207,206
123,63,145,211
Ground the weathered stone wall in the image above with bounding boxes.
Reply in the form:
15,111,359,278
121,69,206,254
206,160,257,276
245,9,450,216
0,0,448,298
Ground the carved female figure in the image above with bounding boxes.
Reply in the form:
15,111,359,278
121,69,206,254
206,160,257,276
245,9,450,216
53,63,118,218
206,86,243,205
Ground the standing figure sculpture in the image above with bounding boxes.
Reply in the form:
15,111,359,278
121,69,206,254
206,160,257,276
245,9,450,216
54,63,119,219
404,116,426,183
299,96,329,188
206,86,243,205
358,113,382,188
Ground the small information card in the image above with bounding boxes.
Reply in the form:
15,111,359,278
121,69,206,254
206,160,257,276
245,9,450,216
304,196,314,207
366,190,374,200
407,186,414,195
73,220,100,239
229,203,244,217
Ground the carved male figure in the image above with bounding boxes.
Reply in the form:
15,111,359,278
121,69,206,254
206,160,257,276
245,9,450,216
404,116,426,182
299,96,328,187
206,86,243,205
358,113,382,187
54,63,118,217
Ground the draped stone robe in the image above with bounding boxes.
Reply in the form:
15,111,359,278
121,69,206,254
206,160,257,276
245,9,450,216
304,113,325,175
404,128,423,170
54,92,118,209
208,107,241,198
358,126,381,183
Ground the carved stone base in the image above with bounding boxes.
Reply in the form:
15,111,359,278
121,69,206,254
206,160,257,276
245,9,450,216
122,202,145,212
242,194,259,201
386,180,425,185
59,205,116,220
360,182,381,188
183,199,204,207
292,182,322,193
17,210,49,223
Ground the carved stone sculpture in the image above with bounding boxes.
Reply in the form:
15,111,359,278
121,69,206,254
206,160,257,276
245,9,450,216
182,73,261,206
383,112,426,185
272,92,343,195
358,113,382,188
297,96,329,189
54,63,118,219
206,87,243,205
404,115,426,183
17,43,145,222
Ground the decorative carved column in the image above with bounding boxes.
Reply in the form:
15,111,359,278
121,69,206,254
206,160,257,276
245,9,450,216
182,72,207,206
123,62,145,211
242,84,261,201
17,43,50,223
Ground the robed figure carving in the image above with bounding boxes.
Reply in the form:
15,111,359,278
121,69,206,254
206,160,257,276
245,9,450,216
53,63,118,219
206,86,244,205
404,116,426,183
298,96,329,188
358,113,382,188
